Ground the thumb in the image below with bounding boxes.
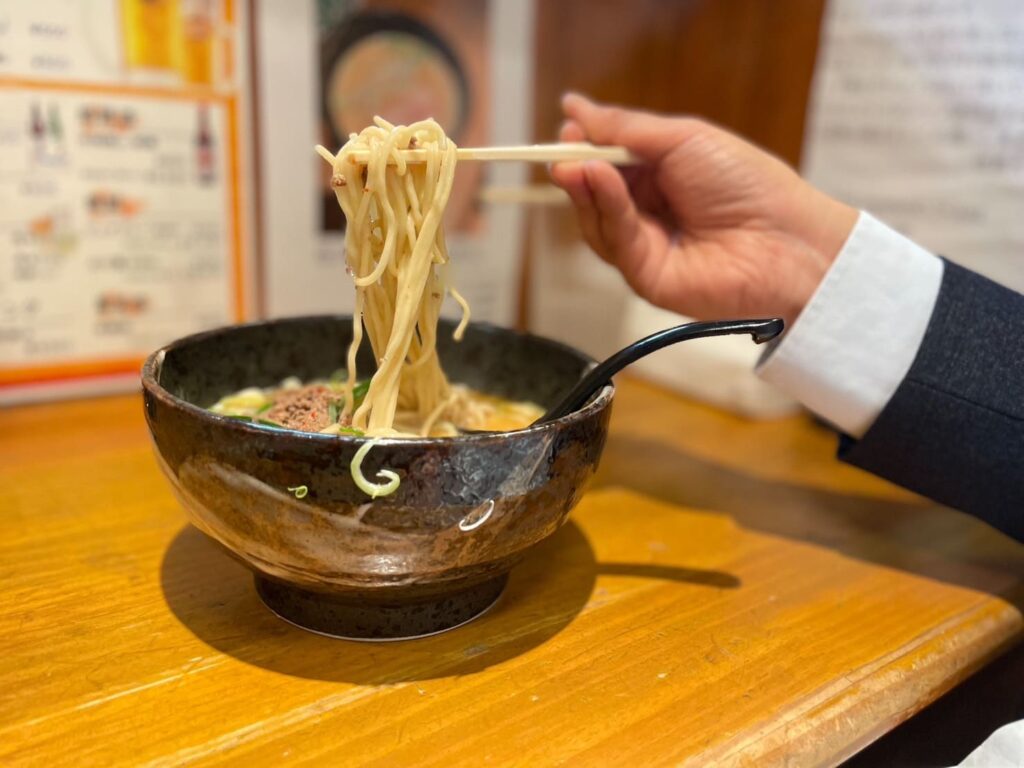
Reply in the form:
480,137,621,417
562,92,689,161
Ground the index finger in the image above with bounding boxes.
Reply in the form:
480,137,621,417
562,92,689,161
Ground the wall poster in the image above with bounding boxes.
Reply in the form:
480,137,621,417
0,0,254,403
256,0,534,327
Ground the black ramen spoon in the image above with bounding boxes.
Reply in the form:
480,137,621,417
537,317,785,423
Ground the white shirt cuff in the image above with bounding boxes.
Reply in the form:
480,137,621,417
757,211,943,437
960,721,1024,766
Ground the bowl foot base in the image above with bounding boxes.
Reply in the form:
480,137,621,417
255,574,508,641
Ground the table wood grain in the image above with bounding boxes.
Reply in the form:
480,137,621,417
2,379,1022,767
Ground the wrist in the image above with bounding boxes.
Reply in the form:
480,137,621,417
786,187,858,324
807,192,858,268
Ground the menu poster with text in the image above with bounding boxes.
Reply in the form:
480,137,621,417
0,0,251,404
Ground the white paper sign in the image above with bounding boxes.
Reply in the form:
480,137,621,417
803,0,1024,292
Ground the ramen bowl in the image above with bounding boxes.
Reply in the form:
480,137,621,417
142,316,613,640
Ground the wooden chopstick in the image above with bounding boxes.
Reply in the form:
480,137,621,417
315,142,637,166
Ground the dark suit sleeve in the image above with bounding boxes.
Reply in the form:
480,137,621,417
839,260,1024,541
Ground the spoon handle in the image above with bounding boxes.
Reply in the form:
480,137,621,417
540,318,785,422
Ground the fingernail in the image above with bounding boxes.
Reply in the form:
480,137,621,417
582,160,605,179
578,168,595,197
562,91,586,108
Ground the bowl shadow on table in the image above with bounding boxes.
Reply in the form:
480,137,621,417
594,434,1024,599
160,521,740,685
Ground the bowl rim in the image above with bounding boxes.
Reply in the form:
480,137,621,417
141,314,615,447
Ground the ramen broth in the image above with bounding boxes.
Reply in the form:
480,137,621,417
209,378,543,437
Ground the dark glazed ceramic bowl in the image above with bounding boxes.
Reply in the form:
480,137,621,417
142,316,613,640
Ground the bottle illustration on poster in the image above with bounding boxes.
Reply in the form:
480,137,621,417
29,102,68,165
29,103,46,163
46,104,66,163
195,102,216,185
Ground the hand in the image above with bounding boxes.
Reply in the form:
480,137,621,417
549,94,858,327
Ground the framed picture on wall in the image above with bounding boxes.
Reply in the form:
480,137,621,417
254,0,534,328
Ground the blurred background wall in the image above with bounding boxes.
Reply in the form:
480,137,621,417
3,0,1022,410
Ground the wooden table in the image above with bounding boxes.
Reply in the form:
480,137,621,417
2,379,1022,767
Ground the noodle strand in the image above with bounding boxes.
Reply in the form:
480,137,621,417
327,119,466,437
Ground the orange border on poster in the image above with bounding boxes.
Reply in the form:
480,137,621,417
0,75,247,389
0,358,146,387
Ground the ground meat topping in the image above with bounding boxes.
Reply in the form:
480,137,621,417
264,385,338,433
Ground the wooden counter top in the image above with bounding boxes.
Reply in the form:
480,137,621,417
2,379,1022,766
